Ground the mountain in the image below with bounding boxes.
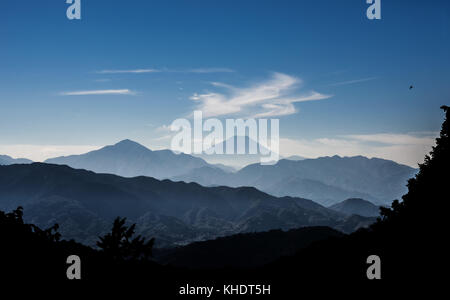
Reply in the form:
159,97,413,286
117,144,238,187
285,155,306,161
175,155,416,206
0,163,374,248
44,139,209,179
328,198,381,217
211,163,236,173
0,155,33,165
197,135,277,168
172,166,234,186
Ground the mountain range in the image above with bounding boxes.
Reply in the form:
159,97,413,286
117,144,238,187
176,156,416,206
0,163,375,247
0,155,32,165
42,139,416,206
45,139,210,179
328,198,381,217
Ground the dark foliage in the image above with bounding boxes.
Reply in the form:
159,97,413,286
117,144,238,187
1,206,60,242
155,226,344,269
378,105,449,225
97,217,155,261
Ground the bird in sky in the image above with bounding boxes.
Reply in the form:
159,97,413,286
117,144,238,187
409,85,414,90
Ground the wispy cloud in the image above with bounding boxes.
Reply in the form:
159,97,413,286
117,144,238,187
344,133,436,146
60,89,135,96
97,69,159,74
187,68,235,73
190,72,331,118
329,77,377,86
155,124,172,132
96,68,234,74
151,134,174,142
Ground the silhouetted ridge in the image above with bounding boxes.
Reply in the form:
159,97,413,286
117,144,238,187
329,198,381,217
0,155,33,165
175,154,416,206
112,139,151,151
155,227,344,269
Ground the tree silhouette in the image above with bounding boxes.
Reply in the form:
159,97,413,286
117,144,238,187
378,105,449,227
97,217,155,261
0,206,60,242
363,105,450,278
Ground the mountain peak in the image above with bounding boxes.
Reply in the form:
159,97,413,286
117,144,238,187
113,139,150,151
115,139,141,146
44,139,208,179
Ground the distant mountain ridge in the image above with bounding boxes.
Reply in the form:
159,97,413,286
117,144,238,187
328,198,381,217
45,139,210,179
175,156,417,206
0,163,374,247
197,135,276,167
0,155,33,165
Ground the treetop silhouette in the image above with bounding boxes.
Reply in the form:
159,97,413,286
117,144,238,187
97,217,155,261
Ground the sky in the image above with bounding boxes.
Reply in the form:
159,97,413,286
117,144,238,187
1,0,449,167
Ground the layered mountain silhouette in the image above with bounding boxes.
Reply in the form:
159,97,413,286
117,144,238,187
328,198,381,217
42,139,416,206
0,163,374,247
45,139,210,179
176,156,417,206
0,155,32,165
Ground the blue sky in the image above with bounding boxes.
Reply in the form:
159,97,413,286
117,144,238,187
1,0,449,166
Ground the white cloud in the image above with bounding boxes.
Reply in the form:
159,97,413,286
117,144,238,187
344,133,436,146
188,68,235,73
329,77,377,86
151,134,173,142
96,68,233,74
97,69,159,74
279,132,438,167
60,89,135,96
190,72,331,118
0,144,101,162
155,124,172,132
